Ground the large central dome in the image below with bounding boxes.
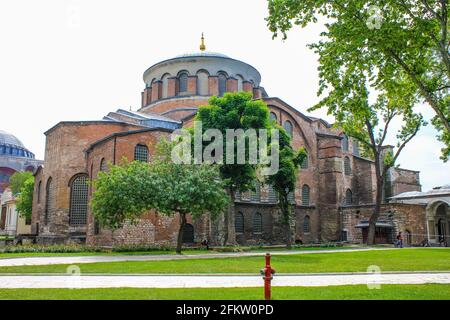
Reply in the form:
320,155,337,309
0,130,25,148
175,51,230,59
0,130,35,159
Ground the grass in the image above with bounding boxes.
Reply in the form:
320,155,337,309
0,248,448,274
0,245,357,259
0,284,448,300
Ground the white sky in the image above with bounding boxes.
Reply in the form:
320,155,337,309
0,0,448,191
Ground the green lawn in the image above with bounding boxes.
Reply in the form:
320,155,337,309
0,248,448,274
0,245,356,259
0,284,449,300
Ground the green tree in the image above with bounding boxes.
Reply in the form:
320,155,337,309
15,177,34,221
9,171,33,195
266,0,450,161
91,139,229,254
195,91,271,245
9,171,35,220
265,125,307,247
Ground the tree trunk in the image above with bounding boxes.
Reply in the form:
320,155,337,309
367,170,384,245
176,213,187,254
280,195,292,248
222,187,235,246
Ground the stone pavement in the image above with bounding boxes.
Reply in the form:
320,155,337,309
0,273,449,289
0,247,394,267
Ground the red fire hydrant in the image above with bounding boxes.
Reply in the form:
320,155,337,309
260,253,276,300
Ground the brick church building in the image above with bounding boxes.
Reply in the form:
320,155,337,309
31,39,439,247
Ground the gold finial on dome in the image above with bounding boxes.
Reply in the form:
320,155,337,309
200,33,206,51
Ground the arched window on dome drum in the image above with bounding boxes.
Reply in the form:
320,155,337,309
236,75,244,91
235,212,244,234
303,215,311,233
344,156,352,175
134,144,149,162
100,158,107,172
253,213,263,234
161,74,170,98
345,189,353,205
197,71,209,95
178,72,188,94
270,112,277,123
44,177,54,225
218,73,227,96
283,120,293,138
69,174,89,226
342,134,349,152
302,184,310,206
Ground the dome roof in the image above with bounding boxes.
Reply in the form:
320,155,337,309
0,130,24,148
174,51,230,59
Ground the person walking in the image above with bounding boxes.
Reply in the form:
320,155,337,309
396,232,404,248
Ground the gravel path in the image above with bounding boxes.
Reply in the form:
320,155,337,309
0,273,449,289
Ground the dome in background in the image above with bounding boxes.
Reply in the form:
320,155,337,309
174,51,230,59
0,130,35,159
0,130,25,148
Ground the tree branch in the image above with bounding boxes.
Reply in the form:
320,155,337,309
387,48,450,132
379,110,398,147
383,122,422,176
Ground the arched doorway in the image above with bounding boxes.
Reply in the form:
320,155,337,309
182,224,194,244
426,201,449,246
405,230,412,246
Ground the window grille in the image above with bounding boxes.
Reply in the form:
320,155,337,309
303,216,310,233
302,185,310,206
344,157,352,175
134,145,149,162
235,212,244,234
253,213,263,234
69,175,89,226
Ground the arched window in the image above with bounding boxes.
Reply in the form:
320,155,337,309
44,177,53,225
197,71,209,95
344,156,352,175
218,73,227,96
251,182,261,202
235,212,244,234
302,185,310,206
303,215,310,233
178,72,188,94
342,134,349,152
301,154,309,169
69,174,89,226
253,213,263,234
283,120,293,138
100,158,107,172
134,144,149,162
270,112,277,123
161,73,170,98
352,140,360,156
37,180,42,204
236,75,244,91
345,189,353,205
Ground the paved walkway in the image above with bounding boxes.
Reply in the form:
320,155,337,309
0,273,449,289
0,248,393,267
